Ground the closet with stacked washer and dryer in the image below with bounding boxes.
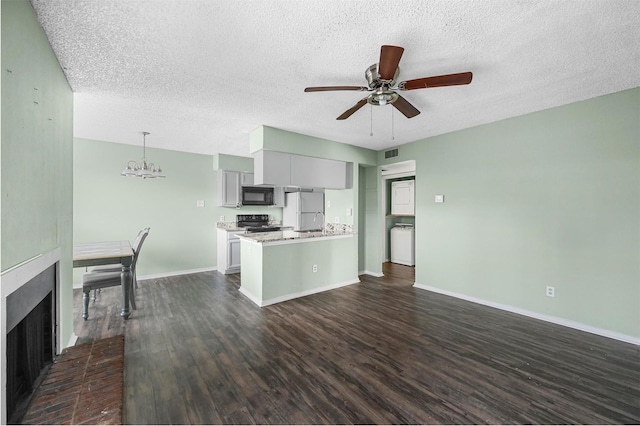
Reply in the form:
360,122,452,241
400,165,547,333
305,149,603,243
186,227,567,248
389,179,415,266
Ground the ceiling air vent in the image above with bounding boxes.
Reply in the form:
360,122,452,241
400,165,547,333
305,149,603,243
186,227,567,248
385,149,398,159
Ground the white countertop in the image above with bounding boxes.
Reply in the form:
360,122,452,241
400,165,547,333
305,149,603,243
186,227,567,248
217,222,245,231
237,228,355,245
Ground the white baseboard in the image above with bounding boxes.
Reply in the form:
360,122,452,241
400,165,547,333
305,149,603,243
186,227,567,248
360,270,384,277
73,266,218,289
241,278,361,307
138,266,217,281
66,333,78,349
238,286,262,306
413,283,640,345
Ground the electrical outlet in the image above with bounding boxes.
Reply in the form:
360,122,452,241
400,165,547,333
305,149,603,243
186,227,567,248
334,216,340,223
196,200,205,207
546,286,555,298
219,216,225,222
327,200,331,208
346,208,352,217
312,264,318,273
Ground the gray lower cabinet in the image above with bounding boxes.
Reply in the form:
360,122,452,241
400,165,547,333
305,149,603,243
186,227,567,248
217,228,244,274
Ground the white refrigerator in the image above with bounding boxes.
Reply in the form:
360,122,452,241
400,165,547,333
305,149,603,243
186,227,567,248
283,192,325,231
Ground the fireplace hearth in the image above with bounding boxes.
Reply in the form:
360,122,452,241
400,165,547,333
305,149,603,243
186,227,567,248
4,264,57,423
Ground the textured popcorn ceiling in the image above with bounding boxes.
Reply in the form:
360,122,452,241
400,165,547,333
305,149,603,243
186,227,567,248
30,0,640,156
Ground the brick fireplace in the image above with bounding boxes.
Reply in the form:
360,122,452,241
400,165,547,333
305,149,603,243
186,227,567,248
1,248,62,424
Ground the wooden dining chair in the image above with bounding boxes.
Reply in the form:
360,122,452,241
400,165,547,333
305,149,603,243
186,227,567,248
81,228,150,320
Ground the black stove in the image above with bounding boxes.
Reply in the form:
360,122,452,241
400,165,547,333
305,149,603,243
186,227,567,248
237,214,282,233
245,226,282,233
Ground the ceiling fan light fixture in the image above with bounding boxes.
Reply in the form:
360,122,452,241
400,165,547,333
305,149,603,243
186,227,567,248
367,91,398,106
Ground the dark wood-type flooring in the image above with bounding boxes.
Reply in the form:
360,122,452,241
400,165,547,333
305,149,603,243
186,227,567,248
73,263,640,424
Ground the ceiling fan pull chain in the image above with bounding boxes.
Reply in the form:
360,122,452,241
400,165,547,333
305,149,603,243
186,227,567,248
370,105,373,136
391,106,395,141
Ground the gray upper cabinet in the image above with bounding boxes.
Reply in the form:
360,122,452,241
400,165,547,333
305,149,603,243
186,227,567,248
254,150,292,186
217,169,240,207
218,171,261,207
290,155,350,189
240,172,254,186
254,150,351,189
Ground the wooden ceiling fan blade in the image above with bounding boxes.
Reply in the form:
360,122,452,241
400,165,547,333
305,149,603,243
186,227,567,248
304,86,368,92
400,72,473,90
378,45,404,81
337,98,368,120
392,95,420,118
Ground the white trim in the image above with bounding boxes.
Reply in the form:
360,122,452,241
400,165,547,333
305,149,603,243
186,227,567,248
238,286,262,306
1,250,59,293
67,333,79,347
360,270,384,277
138,266,216,281
73,266,218,288
241,278,360,307
380,160,416,176
380,170,415,179
413,283,640,346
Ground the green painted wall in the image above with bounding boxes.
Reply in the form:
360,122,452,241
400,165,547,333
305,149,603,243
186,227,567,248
73,138,282,284
213,153,254,172
378,88,640,339
325,188,354,226
1,0,74,344
362,165,381,275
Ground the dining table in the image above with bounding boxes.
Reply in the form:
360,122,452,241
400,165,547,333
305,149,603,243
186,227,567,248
73,240,134,319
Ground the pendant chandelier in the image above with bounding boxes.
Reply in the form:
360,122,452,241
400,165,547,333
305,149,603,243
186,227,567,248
121,131,166,179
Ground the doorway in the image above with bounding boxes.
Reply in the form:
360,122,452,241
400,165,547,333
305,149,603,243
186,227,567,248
380,160,416,282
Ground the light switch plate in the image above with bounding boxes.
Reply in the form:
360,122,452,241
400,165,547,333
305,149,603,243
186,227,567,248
197,200,205,207
346,208,352,216
435,194,445,203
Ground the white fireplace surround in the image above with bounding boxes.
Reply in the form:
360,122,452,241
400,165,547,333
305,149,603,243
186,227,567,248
1,247,64,425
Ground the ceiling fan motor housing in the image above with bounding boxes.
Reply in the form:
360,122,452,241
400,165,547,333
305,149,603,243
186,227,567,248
366,64,399,89
366,63,401,105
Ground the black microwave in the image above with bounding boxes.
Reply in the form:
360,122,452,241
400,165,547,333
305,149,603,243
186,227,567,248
241,186,274,206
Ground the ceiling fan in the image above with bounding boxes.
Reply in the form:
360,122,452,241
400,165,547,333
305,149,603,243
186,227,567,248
304,45,473,120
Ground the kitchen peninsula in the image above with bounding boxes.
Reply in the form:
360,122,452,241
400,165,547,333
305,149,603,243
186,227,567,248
238,224,359,306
